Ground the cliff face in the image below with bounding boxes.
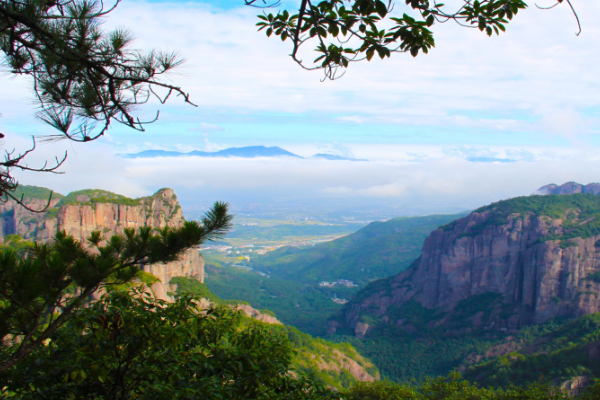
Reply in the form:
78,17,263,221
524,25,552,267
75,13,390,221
330,195,600,336
0,188,204,290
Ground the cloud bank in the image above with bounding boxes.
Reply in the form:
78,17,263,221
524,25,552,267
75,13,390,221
2,0,600,218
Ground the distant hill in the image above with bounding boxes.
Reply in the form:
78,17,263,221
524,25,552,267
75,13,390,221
537,181,600,195
12,185,65,201
125,146,302,159
125,146,370,161
251,213,464,286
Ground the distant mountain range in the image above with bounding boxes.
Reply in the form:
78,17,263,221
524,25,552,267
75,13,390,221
124,146,368,161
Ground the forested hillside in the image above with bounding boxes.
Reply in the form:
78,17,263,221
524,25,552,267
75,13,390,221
169,276,379,389
327,193,600,386
251,214,464,285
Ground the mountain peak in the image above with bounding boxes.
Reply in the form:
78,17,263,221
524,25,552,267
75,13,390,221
536,182,600,195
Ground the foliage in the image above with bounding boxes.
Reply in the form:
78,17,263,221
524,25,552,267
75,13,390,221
1,288,338,400
205,263,348,336
0,201,232,375
586,271,600,283
277,324,379,390
464,314,600,387
169,276,379,390
332,331,496,383
254,0,535,79
341,372,572,400
0,0,194,199
57,189,142,207
476,194,600,241
330,312,600,387
11,185,64,202
0,234,34,255
343,380,418,400
170,276,241,306
0,0,193,142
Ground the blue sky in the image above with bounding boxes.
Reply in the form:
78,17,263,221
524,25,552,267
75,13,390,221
3,0,600,214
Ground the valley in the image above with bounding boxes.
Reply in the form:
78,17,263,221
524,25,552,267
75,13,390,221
7,182,600,395
201,213,462,335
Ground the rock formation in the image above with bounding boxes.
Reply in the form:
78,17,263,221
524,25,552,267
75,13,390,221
536,182,600,195
0,187,204,296
330,193,600,336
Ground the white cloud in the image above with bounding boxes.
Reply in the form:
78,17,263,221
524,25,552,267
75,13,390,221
3,0,600,217
10,141,599,215
188,122,225,133
87,0,600,138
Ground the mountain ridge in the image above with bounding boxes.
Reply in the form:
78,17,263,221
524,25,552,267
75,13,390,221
124,145,369,161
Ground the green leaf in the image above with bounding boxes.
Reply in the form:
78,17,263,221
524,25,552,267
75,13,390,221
375,1,387,18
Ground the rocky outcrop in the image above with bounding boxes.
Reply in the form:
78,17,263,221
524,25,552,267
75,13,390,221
330,195,600,336
537,182,600,195
235,304,281,325
0,188,204,289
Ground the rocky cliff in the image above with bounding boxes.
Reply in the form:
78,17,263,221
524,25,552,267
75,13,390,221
0,186,204,294
329,193,600,336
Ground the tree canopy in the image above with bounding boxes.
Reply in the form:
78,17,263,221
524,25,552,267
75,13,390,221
253,0,578,79
0,201,232,375
1,288,337,400
0,0,193,204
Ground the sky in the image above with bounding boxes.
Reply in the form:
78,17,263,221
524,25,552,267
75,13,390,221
2,0,600,217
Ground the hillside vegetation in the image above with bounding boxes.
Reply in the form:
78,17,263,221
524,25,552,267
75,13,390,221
332,312,600,387
204,263,351,336
56,189,142,207
472,193,600,240
465,314,600,387
251,213,464,285
170,276,379,389
12,185,65,201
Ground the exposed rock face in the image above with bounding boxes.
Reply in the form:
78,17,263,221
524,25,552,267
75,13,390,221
310,349,379,383
0,188,204,289
235,304,281,325
0,197,61,242
537,182,600,195
331,203,600,335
